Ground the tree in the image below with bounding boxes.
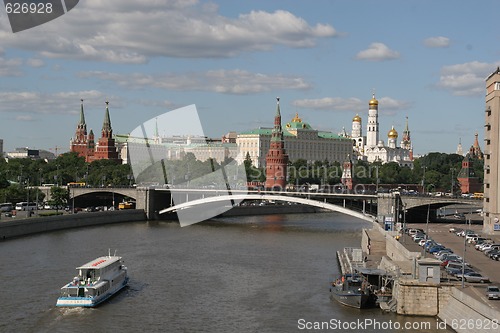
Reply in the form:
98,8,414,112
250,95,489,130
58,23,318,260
50,186,69,209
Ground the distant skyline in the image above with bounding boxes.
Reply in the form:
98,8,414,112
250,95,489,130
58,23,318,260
0,1,497,156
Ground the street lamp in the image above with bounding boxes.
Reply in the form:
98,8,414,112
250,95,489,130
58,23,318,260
422,166,426,194
450,168,456,197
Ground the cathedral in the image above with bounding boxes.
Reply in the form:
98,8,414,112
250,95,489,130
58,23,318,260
350,94,413,167
70,100,121,163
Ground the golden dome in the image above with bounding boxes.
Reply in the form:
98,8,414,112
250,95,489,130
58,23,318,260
352,114,362,122
388,126,398,139
291,112,302,123
369,93,378,106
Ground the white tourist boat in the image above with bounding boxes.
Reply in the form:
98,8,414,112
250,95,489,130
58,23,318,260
56,254,128,307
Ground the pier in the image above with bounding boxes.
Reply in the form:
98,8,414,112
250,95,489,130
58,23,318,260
341,219,500,333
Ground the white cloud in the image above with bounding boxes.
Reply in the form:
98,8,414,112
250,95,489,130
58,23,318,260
0,0,337,63
437,61,500,96
15,115,35,121
423,36,450,48
292,97,363,111
355,42,400,61
79,69,311,94
0,90,115,115
292,96,409,114
0,57,23,76
27,58,44,67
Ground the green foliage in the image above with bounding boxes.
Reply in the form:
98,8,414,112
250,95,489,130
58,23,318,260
49,186,69,208
284,152,483,193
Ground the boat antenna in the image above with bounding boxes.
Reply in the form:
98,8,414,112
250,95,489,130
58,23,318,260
114,249,117,256
108,248,111,257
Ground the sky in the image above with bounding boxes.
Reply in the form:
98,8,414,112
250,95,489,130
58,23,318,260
0,0,498,156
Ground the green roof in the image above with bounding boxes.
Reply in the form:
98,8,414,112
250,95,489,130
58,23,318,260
318,132,351,140
285,120,312,130
239,127,293,136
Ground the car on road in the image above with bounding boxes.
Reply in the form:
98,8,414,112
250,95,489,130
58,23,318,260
455,272,490,283
428,245,446,254
486,286,500,300
447,267,475,277
445,262,470,275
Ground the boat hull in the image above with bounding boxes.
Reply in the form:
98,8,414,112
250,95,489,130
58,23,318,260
330,290,373,309
57,277,128,307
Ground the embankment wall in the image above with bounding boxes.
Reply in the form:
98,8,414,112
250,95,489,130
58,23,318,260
0,210,146,240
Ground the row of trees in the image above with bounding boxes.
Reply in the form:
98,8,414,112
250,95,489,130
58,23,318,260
0,152,134,205
0,151,483,204
243,152,484,193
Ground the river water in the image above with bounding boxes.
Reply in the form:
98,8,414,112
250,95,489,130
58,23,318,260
0,212,451,332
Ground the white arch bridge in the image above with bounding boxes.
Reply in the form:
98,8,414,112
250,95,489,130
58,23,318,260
159,194,376,223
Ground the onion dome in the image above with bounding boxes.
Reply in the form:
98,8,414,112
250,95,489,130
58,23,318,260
291,112,302,123
369,93,378,107
388,126,398,139
352,114,362,122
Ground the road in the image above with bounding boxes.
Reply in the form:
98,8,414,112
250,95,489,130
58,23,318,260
403,221,500,311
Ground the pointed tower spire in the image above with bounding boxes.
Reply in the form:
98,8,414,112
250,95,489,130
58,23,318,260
265,97,289,190
79,99,86,126
70,98,89,161
271,97,284,142
102,101,112,134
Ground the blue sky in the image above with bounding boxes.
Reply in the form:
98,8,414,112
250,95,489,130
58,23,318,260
0,0,497,156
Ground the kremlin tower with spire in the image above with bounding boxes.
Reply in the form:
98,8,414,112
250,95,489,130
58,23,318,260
70,100,121,163
265,97,289,190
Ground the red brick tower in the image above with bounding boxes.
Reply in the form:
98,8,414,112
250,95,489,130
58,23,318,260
265,98,289,190
70,99,89,158
457,153,481,194
341,155,354,192
86,129,95,162
92,101,121,163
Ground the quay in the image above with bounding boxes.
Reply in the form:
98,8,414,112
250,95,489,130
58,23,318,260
340,216,500,333
0,210,146,240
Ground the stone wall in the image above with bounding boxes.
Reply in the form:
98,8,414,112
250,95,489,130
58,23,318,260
394,279,450,316
438,287,500,333
0,210,146,240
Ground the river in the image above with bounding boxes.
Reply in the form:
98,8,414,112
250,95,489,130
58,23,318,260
0,212,451,332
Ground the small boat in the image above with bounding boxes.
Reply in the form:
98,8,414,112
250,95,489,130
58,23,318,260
56,254,128,307
329,274,376,309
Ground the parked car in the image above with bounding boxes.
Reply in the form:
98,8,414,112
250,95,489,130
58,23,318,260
445,262,470,275
487,249,500,259
467,236,479,244
428,245,446,254
455,272,490,283
477,242,494,251
447,267,475,277
486,286,500,300
471,237,489,245
434,249,453,258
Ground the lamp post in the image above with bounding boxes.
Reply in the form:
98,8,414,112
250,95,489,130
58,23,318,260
450,168,456,197
402,203,407,244
422,166,426,194
423,203,430,258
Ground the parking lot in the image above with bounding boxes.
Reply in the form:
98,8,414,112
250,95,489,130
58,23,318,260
402,221,500,310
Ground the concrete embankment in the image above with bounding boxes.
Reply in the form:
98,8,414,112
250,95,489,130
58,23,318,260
361,224,500,332
0,210,146,240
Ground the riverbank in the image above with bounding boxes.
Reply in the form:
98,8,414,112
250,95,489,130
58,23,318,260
360,222,500,333
0,209,146,240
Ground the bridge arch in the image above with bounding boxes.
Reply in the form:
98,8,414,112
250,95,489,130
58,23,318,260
159,194,376,223
69,188,138,200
